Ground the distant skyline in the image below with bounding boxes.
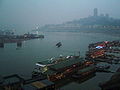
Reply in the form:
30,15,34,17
0,0,120,25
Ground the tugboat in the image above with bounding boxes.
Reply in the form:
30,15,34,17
56,42,62,47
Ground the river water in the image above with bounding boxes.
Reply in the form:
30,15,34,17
0,31,120,90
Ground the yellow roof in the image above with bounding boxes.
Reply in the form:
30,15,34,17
31,81,46,89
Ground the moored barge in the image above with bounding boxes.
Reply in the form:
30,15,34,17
72,64,96,79
32,55,94,81
86,41,120,64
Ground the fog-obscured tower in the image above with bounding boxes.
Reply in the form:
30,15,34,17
94,8,98,16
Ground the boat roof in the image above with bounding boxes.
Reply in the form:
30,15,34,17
1,74,24,86
36,56,76,66
44,69,56,75
77,65,95,74
37,60,53,65
22,79,54,90
49,58,82,71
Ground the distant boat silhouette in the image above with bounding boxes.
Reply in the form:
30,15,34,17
56,42,62,47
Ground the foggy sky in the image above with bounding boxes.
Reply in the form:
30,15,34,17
0,0,120,25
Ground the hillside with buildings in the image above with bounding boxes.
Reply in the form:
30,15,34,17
37,8,120,34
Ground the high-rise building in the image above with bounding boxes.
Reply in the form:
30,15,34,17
105,14,109,18
94,8,98,16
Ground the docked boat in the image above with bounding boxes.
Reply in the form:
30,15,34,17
96,63,111,72
32,54,95,81
32,55,80,77
72,64,96,79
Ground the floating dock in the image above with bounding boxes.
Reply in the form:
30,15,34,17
0,34,44,48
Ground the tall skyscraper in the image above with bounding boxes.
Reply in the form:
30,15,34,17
94,8,98,16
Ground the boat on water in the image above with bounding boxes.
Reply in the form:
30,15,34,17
56,42,62,47
32,54,95,81
72,64,96,79
95,62,111,72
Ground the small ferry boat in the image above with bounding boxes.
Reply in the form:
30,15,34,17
56,42,62,47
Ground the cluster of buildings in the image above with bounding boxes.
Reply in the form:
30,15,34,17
39,8,120,32
0,30,14,36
